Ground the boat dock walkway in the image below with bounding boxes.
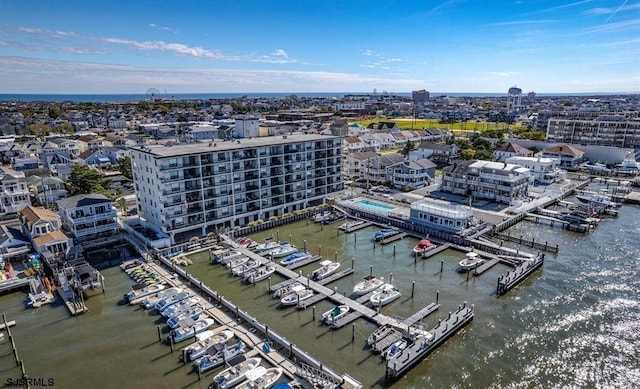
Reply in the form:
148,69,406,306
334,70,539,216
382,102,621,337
472,258,501,275
330,311,363,329
493,231,559,254
343,221,373,233
497,254,545,296
380,232,407,245
416,243,451,259
56,286,88,316
372,328,405,353
402,302,440,328
385,305,474,381
283,255,322,270
317,268,355,286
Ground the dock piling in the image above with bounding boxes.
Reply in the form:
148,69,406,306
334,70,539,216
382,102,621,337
318,245,322,257
351,257,355,269
436,290,439,304
334,252,338,262
352,323,355,342
169,336,174,352
440,260,444,273
157,326,162,342
312,306,316,321
389,273,393,283
304,240,307,251
354,233,357,243
411,281,415,298
394,245,396,257
370,265,373,278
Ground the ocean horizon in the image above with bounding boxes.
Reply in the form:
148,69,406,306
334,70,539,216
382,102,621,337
0,91,634,103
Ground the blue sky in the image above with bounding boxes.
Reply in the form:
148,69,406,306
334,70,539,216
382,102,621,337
1,0,638,94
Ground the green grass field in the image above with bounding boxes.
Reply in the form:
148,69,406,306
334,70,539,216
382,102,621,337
349,117,522,135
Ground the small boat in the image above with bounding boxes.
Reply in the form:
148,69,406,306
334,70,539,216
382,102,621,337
458,252,484,272
280,285,314,306
167,305,205,329
155,291,193,313
141,287,182,309
353,276,384,296
313,210,332,223
412,239,436,255
575,192,619,208
271,282,302,299
268,243,298,259
254,239,279,253
226,256,250,270
170,317,216,343
194,340,246,374
322,305,350,326
321,212,346,225
311,260,340,280
182,329,235,361
125,283,165,303
244,265,276,284
120,259,143,271
384,339,407,360
161,296,201,318
165,250,184,259
339,219,366,231
369,284,401,306
235,366,283,389
212,251,245,264
367,325,392,346
279,251,311,266
373,228,398,242
231,258,260,277
212,357,262,389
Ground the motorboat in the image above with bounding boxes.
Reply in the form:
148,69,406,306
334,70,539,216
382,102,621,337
235,366,283,389
352,275,384,296
167,305,205,329
212,251,245,265
254,239,280,253
280,285,314,306
155,291,193,313
412,239,436,255
367,325,392,346
373,228,398,242
161,296,201,318
339,219,366,231
243,265,276,284
322,305,350,326
182,329,235,361
321,213,346,225
141,287,182,309
384,339,407,360
268,243,298,259
125,283,165,303
194,340,246,374
313,210,332,223
226,256,250,270
458,252,484,272
170,317,216,343
311,260,340,281
369,284,401,306
212,357,262,389
576,191,618,208
231,258,260,277
279,251,311,266
271,282,302,299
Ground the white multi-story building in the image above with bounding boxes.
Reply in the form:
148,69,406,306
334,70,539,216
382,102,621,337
130,134,342,243
0,169,31,213
506,156,563,184
410,198,474,234
546,115,640,149
442,160,531,204
56,194,119,242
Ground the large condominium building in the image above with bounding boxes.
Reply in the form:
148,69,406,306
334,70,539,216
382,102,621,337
131,134,342,243
546,115,640,149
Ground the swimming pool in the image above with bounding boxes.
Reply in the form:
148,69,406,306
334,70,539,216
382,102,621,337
354,199,395,212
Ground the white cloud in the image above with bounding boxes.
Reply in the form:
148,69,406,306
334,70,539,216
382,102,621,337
489,71,519,77
18,26,42,33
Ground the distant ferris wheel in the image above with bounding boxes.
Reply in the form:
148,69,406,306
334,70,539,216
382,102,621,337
146,87,160,101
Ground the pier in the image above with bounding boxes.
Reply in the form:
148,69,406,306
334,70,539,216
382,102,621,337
341,221,373,233
380,232,407,245
497,254,545,296
385,305,474,381
402,302,440,328
493,230,560,253
416,243,450,259
56,285,88,316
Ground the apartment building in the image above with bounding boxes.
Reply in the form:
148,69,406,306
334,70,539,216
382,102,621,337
442,160,531,204
56,194,119,242
130,134,342,243
506,156,564,184
546,115,640,149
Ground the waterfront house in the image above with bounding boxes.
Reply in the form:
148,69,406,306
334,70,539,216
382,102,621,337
359,153,405,185
409,198,474,234
493,142,534,162
410,142,459,165
56,194,119,242
505,156,564,185
0,169,31,213
19,205,72,257
541,143,585,171
391,158,436,190
342,151,378,180
0,224,31,260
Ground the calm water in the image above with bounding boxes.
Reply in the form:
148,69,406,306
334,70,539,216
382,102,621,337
1,204,638,388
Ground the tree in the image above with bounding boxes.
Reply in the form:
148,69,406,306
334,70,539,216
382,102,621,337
117,156,133,179
400,140,418,157
48,104,61,119
117,196,128,217
66,164,111,196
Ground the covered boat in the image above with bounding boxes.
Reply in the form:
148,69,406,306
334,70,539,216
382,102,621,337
279,251,311,266
170,317,216,343
412,239,436,255
167,305,205,329
194,340,245,374
373,228,398,242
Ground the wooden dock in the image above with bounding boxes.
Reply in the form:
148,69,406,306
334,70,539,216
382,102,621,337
497,254,545,296
416,243,450,259
402,302,439,328
316,268,355,286
380,232,407,245
330,311,363,329
56,286,88,316
343,221,373,233
372,328,405,353
472,258,501,275
297,293,328,309
284,255,322,270
385,305,474,381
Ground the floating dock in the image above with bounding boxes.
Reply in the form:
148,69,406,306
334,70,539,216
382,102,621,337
343,221,373,233
283,254,322,270
330,311,363,329
56,286,88,316
316,268,355,286
417,243,451,259
496,254,545,296
380,232,407,245
402,302,440,328
385,305,474,381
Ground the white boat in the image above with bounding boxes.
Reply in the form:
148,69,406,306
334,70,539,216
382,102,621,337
353,276,384,296
141,287,181,309
576,192,619,208
279,251,311,266
339,219,366,231
412,239,436,254
311,260,340,281
155,291,193,313
212,251,245,265
384,339,407,360
236,366,283,389
254,239,279,253
373,228,398,242
212,357,262,389
268,243,298,258
458,252,484,272
313,210,332,223
161,296,200,318
126,285,165,305
227,256,250,270
194,340,246,374
367,325,392,346
170,317,216,343
369,284,401,306
322,305,350,326
183,329,235,361
167,305,205,329
231,258,260,277
280,285,314,306
244,265,276,284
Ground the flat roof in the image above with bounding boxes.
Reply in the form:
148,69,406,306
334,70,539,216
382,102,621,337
131,134,340,158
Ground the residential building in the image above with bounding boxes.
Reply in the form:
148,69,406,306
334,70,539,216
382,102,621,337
409,198,474,234
26,175,68,207
441,160,531,204
506,156,564,184
391,158,436,190
493,142,534,161
19,205,72,256
546,115,640,149
541,143,585,170
78,150,112,168
57,193,119,242
130,134,342,243
0,224,31,259
342,151,377,180
10,155,40,170
359,153,405,185
410,142,459,165
0,169,31,213
234,117,259,138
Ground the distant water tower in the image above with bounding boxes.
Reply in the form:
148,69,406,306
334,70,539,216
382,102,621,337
507,86,522,112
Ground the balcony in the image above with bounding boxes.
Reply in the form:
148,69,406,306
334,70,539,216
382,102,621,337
70,210,117,224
